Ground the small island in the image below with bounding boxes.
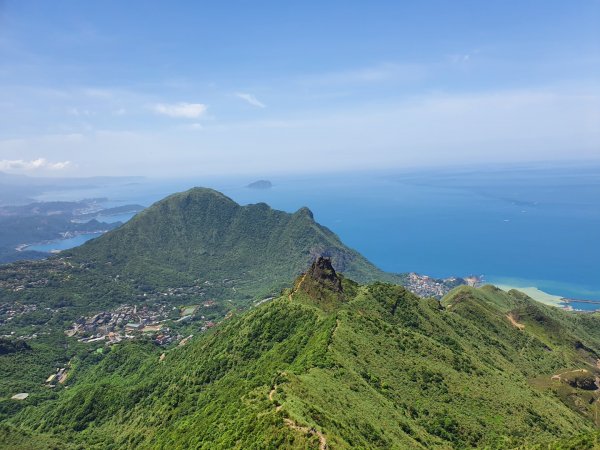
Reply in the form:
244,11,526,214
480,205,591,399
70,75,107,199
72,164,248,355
246,180,272,189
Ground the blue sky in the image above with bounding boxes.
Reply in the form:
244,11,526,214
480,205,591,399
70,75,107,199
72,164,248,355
0,1,598,176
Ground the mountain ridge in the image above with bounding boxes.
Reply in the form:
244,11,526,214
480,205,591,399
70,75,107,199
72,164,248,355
65,187,403,299
6,267,600,448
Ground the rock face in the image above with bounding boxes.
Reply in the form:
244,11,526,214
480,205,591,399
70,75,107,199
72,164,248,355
567,374,598,391
292,257,346,312
306,256,343,293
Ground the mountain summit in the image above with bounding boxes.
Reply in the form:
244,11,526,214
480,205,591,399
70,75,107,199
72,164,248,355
291,256,347,311
305,256,343,293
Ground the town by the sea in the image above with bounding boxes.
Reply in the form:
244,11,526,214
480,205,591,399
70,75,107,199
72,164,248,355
31,163,600,310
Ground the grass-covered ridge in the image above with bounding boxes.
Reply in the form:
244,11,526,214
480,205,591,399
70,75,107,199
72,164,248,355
6,259,600,449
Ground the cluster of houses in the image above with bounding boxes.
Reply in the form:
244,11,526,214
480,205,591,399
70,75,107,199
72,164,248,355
0,302,39,325
65,303,174,343
0,258,70,292
64,300,220,347
404,272,482,299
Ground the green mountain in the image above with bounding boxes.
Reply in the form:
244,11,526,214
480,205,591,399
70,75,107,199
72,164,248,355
6,258,600,449
65,187,402,299
0,187,404,343
0,188,406,424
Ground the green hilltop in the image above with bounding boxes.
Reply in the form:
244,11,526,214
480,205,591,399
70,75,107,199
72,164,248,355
5,258,600,449
65,187,402,299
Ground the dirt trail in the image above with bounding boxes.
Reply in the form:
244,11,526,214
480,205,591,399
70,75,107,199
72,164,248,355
283,418,328,450
506,313,525,330
268,386,282,411
289,272,308,300
551,368,588,381
268,376,326,448
282,276,329,448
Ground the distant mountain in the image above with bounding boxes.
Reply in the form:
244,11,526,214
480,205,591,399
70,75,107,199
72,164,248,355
247,179,272,189
0,171,143,187
66,187,401,299
7,258,600,448
0,170,144,206
0,199,137,263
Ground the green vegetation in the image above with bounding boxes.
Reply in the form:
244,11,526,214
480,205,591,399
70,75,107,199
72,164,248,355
0,189,405,427
3,189,600,448
0,188,405,328
66,187,403,295
4,260,600,448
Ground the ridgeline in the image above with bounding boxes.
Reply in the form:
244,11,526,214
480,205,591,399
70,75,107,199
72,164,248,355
4,259,600,448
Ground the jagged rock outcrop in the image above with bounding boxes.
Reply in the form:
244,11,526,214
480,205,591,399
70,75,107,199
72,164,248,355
306,256,343,293
292,257,346,311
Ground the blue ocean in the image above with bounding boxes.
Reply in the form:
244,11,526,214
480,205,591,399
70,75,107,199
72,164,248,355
33,163,600,304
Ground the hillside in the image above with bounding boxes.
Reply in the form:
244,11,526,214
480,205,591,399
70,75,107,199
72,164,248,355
6,258,600,449
0,188,410,420
65,187,402,298
0,187,404,335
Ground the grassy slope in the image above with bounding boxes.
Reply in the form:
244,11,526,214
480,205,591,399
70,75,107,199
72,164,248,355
7,276,600,449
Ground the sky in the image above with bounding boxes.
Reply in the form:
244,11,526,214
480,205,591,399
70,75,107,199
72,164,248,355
0,0,599,177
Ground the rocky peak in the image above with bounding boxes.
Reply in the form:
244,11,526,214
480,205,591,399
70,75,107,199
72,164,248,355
306,256,343,293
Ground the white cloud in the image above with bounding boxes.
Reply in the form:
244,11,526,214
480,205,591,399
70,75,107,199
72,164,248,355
0,158,72,172
235,93,266,108
449,54,470,64
0,86,597,177
152,102,207,118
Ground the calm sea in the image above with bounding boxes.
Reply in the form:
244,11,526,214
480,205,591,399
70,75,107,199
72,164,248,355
33,163,600,305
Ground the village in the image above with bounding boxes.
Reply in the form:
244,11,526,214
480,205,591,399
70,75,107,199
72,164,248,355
403,272,482,299
0,301,39,326
64,300,218,346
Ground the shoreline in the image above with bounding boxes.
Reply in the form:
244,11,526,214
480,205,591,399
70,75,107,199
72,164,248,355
15,230,107,253
494,284,600,313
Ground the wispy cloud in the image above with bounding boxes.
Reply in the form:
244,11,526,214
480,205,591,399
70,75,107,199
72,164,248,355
235,92,266,108
152,102,207,118
0,158,71,172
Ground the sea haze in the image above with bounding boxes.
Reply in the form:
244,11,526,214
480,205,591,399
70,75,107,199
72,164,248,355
32,163,600,302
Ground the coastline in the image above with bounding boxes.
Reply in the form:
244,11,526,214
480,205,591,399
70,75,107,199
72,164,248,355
16,230,107,254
